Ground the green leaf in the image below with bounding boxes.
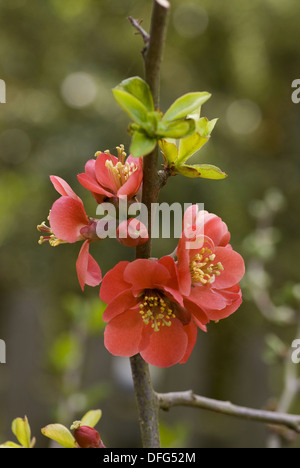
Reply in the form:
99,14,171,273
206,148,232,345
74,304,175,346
176,164,227,179
81,409,102,428
157,119,195,139
41,424,76,448
177,132,210,164
130,132,156,158
0,441,23,448
112,89,149,126
11,416,31,448
163,92,211,122
197,117,218,137
159,139,178,164
115,77,154,112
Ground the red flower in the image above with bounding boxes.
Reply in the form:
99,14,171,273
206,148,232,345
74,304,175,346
116,218,149,247
100,257,208,368
77,145,143,204
38,176,102,291
177,205,245,322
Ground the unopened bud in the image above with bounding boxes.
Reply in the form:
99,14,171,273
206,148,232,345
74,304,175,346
73,425,102,449
117,218,149,247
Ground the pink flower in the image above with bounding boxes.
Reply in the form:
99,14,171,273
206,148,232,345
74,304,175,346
38,176,102,291
177,205,245,322
116,218,149,247
77,145,143,204
100,258,209,368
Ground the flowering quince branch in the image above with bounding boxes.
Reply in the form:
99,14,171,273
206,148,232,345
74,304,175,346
33,0,300,451
156,391,300,434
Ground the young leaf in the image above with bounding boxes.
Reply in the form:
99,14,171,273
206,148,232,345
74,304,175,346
112,89,149,126
159,139,178,164
115,77,154,112
130,132,156,158
41,424,76,448
163,92,211,122
0,441,22,448
81,409,102,428
177,132,209,164
11,416,31,448
176,163,227,179
197,117,218,137
157,119,195,139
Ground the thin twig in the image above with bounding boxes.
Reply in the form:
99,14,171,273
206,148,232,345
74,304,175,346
157,391,300,433
128,16,150,53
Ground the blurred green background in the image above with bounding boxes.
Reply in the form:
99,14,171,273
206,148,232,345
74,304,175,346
0,0,300,448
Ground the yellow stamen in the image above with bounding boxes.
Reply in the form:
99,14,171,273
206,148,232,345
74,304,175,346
190,248,224,285
139,292,175,332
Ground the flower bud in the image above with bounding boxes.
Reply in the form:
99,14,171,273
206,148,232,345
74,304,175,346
117,218,149,247
73,425,102,448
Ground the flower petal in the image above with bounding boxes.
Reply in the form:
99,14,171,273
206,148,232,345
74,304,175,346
117,159,143,199
189,285,229,310
104,309,145,357
179,321,198,364
183,297,209,331
213,246,245,289
77,172,113,198
50,176,81,201
100,261,130,303
203,214,231,247
205,288,243,321
123,259,170,292
140,319,188,368
49,196,89,243
94,153,119,193
76,241,102,291
102,291,139,322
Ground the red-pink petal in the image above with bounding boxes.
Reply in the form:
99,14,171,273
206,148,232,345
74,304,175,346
77,172,113,198
183,297,209,331
85,252,102,287
179,321,198,364
189,285,229,310
76,240,102,291
123,259,170,292
102,291,139,322
213,246,245,289
49,196,89,243
140,319,188,368
205,289,243,321
95,153,119,193
204,214,231,247
104,309,145,357
50,176,80,201
100,261,130,304
117,163,143,199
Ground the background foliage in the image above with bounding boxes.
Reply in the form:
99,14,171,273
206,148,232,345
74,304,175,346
0,0,300,448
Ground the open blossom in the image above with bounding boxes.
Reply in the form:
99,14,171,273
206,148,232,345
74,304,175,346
77,145,143,204
100,206,245,368
176,205,245,322
37,176,102,291
100,257,209,368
